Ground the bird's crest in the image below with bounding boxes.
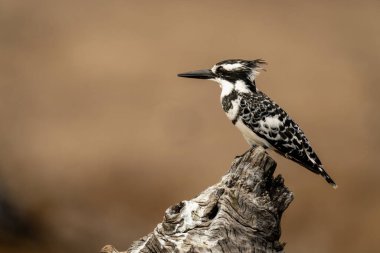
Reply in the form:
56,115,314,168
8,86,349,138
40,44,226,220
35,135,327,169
213,59,267,81
249,59,267,79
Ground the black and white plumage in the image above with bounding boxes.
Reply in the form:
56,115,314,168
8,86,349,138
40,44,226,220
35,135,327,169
178,59,337,188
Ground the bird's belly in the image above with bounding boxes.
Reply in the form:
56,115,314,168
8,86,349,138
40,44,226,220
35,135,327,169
235,119,272,148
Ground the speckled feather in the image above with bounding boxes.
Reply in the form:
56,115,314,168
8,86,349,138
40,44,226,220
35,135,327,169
223,86,336,187
237,91,329,177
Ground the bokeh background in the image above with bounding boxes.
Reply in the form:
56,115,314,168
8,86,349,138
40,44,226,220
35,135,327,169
1,1,379,252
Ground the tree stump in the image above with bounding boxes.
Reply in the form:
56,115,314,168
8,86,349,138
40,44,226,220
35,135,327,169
101,146,294,253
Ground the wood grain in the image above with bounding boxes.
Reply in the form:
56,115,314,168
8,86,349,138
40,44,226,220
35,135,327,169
101,146,293,253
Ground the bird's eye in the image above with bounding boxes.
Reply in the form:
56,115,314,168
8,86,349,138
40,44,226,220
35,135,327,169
217,66,224,73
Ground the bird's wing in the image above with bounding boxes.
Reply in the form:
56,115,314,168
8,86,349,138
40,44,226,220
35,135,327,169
239,91,323,174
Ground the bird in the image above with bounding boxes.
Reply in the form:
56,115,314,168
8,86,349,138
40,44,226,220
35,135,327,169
177,59,337,188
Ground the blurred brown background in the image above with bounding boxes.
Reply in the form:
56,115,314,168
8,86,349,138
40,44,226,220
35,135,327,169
0,1,379,252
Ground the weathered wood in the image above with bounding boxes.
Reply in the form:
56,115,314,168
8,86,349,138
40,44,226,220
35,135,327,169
101,146,294,253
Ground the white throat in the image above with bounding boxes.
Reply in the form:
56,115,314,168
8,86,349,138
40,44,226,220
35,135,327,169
215,78,234,97
214,78,251,97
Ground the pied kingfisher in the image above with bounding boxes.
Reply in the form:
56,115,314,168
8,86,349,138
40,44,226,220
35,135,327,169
178,59,337,188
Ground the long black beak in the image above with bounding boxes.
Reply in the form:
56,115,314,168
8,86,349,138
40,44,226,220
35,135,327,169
177,69,215,79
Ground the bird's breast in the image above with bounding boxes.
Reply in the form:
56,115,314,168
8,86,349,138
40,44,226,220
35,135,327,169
221,90,240,122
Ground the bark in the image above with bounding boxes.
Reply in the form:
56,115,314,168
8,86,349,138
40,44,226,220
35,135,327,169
101,146,294,253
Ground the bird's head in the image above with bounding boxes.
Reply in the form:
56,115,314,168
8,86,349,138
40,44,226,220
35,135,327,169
178,59,266,91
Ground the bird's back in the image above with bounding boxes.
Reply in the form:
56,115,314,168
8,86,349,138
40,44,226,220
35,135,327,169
233,90,336,187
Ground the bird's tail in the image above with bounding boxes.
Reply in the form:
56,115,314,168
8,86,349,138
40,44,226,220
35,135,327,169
318,166,338,189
